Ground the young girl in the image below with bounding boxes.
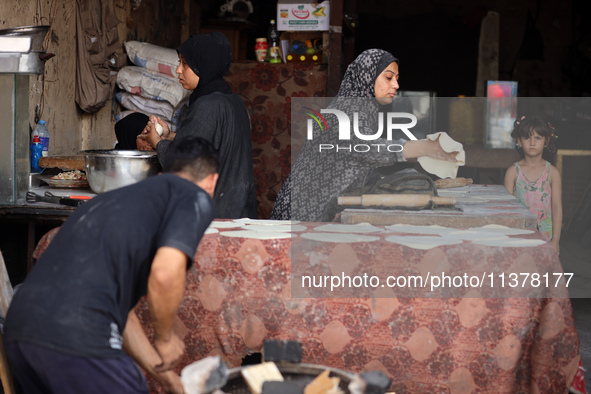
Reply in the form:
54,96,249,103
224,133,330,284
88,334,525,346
504,116,562,252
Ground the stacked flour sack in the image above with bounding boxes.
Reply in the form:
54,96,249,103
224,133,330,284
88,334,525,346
116,41,191,131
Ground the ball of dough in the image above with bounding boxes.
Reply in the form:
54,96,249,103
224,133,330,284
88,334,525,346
155,122,163,136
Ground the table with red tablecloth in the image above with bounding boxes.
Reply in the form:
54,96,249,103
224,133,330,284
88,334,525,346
134,221,582,393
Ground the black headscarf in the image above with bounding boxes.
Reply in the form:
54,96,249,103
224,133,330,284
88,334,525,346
114,112,149,150
177,32,234,105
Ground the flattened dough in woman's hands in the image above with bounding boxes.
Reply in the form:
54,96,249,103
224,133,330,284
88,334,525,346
417,132,466,179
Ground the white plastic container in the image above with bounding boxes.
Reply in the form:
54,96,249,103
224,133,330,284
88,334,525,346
34,120,50,157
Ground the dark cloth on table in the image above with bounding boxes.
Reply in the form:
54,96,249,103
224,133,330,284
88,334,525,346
270,49,407,222
4,174,214,359
156,33,257,219
115,112,149,150
6,342,148,394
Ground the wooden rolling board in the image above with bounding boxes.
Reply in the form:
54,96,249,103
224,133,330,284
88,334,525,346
340,184,537,229
39,156,85,171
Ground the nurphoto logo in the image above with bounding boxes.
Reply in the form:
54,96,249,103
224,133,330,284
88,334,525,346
305,109,419,153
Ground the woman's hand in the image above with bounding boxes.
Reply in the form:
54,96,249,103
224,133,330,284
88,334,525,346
403,138,459,162
424,138,459,162
138,116,169,149
152,116,172,139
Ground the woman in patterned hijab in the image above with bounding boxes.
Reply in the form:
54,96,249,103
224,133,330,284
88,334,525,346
270,49,456,222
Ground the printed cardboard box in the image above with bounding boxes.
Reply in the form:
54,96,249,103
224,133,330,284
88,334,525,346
277,1,330,31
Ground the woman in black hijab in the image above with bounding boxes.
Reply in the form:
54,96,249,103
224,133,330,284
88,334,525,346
140,32,257,219
114,112,149,150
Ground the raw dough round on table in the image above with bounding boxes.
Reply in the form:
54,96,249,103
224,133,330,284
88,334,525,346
467,224,535,235
385,235,463,250
417,132,466,179
470,195,516,201
243,224,307,232
436,191,468,198
204,227,219,235
219,230,293,240
384,224,456,236
208,221,246,229
471,237,547,247
301,232,380,243
438,188,470,193
446,230,510,241
312,223,382,233
233,218,301,225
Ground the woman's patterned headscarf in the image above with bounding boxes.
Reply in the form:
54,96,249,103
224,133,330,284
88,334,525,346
335,49,399,98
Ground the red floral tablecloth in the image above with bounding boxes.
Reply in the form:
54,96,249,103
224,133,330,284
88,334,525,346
225,62,328,219
135,222,582,393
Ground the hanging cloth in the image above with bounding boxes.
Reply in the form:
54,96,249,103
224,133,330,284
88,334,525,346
75,0,122,113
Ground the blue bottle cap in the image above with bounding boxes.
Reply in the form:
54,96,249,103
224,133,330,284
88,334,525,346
39,120,45,125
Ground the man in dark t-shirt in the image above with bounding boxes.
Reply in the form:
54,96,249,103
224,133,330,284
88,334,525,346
4,136,219,393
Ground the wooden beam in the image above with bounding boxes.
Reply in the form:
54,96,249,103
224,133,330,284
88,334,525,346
476,11,499,97
181,0,191,43
0,251,15,394
327,0,343,96
0,331,15,394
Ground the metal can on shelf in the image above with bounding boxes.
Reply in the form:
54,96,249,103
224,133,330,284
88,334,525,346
255,38,268,62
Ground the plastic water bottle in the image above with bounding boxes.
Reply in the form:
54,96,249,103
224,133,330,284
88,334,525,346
35,120,50,157
30,135,43,172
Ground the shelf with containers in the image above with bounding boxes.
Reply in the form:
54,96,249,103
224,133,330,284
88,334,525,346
276,1,330,64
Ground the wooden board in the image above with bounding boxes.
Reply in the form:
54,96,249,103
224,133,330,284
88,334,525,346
340,184,537,229
39,156,85,171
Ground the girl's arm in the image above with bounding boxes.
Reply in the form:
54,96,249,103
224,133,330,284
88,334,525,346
550,165,562,253
503,165,517,195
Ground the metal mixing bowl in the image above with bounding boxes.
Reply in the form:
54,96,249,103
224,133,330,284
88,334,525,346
79,150,161,194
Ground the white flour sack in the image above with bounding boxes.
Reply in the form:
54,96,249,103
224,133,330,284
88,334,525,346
124,41,179,78
115,91,188,124
116,66,191,108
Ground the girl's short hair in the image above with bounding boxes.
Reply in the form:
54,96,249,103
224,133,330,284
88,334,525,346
511,116,558,159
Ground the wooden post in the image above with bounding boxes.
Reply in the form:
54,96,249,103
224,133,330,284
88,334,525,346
327,0,343,96
475,11,499,97
0,251,13,318
0,251,15,394
0,330,16,394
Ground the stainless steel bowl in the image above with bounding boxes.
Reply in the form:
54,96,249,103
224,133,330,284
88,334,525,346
79,150,161,194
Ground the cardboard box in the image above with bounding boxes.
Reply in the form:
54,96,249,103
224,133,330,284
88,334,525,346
277,1,330,31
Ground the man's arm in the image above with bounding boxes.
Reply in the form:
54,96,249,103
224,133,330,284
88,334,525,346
147,246,189,372
123,309,185,393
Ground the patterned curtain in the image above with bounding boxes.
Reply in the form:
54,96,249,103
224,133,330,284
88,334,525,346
225,61,328,219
